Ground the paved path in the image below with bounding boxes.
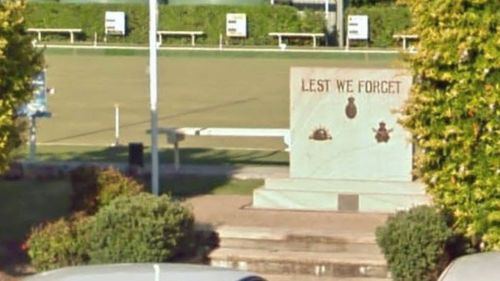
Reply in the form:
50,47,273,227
186,194,388,240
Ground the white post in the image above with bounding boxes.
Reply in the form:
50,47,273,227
94,32,97,47
149,0,160,195
114,104,120,146
325,0,329,19
29,116,36,161
219,33,223,50
337,0,344,48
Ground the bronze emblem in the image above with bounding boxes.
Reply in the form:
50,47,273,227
345,97,357,119
309,127,332,141
373,122,393,143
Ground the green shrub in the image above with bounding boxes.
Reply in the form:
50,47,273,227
346,4,411,47
26,216,91,271
25,3,324,46
95,167,144,208
69,165,99,213
86,193,194,263
69,166,144,214
376,206,454,281
400,0,499,250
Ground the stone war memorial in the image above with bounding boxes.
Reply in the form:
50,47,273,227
254,67,429,212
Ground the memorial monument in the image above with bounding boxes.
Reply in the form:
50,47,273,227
253,67,429,212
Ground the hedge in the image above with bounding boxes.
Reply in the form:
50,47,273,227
346,4,411,47
400,0,499,250
25,3,325,45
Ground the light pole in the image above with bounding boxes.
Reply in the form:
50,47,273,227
149,0,159,195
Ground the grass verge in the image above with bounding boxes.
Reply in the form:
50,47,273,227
14,145,289,166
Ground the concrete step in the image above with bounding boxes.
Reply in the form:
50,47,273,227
263,275,392,281
216,226,381,255
253,178,430,212
209,248,388,279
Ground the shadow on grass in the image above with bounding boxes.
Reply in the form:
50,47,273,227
17,146,289,166
151,174,263,198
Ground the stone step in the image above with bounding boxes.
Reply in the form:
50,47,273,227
209,248,388,279
253,178,430,212
263,274,392,281
216,226,381,255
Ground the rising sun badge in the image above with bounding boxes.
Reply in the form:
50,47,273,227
309,127,332,141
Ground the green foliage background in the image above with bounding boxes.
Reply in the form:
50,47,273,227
0,0,43,173
400,0,499,250
24,3,324,45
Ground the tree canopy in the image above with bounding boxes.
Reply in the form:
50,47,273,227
0,0,43,172
400,0,499,249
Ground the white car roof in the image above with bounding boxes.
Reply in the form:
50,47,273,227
438,251,500,281
23,263,266,281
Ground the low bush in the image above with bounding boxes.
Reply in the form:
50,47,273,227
376,205,454,281
26,215,91,271
69,166,144,214
86,193,194,263
69,165,99,213
95,167,144,208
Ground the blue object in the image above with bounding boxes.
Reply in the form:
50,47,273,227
17,71,52,118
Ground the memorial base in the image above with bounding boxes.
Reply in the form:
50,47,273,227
253,178,430,213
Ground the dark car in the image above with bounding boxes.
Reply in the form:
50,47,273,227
23,263,267,281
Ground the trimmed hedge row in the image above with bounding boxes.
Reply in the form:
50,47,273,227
25,3,325,45
346,4,411,47
25,3,411,47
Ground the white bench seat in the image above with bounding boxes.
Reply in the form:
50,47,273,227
156,127,290,171
393,34,419,50
157,31,204,46
269,32,325,48
27,28,83,44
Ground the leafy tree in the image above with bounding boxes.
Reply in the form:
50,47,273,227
400,0,499,250
0,0,43,172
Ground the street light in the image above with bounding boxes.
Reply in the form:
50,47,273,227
149,0,159,195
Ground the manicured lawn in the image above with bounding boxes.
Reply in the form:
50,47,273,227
33,49,404,151
160,175,263,197
14,145,289,166
0,175,261,242
0,180,71,242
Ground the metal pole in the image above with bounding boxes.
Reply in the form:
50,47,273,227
29,116,36,161
114,104,120,146
337,0,344,47
325,0,329,46
149,0,159,195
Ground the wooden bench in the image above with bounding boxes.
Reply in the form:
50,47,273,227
269,32,325,48
156,127,290,171
157,31,204,46
27,28,83,44
393,34,419,50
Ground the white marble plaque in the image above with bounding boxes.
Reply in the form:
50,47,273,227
290,67,413,182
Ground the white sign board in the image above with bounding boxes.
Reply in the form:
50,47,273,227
226,13,247,37
290,67,413,182
347,15,368,40
105,11,126,35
